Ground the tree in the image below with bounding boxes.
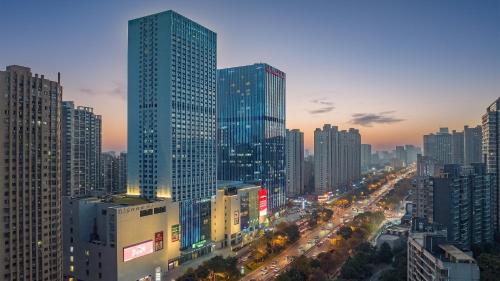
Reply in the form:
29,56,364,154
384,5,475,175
283,223,300,242
376,242,393,264
478,253,500,281
337,226,353,240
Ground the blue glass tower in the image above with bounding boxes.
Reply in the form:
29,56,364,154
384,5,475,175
128,11,216,260
217,64,286,212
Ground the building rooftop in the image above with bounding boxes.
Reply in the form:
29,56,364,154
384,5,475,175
439,244,476,264
217,181,260,190
108,195,151,206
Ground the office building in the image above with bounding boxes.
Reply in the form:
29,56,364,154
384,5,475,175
361,144,372,171
0,65,62,280
218,63,286,212
314,125,361,194
483,98,500,232
62,101,102,196
464,125,482,165
408,231,480,281
63,196,180,281
426,164,493,249
128,10,217,260
211,182,262,249
286,129,304,197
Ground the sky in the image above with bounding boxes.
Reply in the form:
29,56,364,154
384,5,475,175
1,0,499,152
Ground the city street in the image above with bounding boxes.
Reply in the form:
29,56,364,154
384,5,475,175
240,168,414,281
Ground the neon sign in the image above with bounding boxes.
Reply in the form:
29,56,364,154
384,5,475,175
259,188,268,220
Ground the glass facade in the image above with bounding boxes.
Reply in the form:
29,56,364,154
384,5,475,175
128,10,216,255
217,64,286,212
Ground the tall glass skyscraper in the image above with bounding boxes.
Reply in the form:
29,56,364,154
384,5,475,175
128,10,216,260
217,63,286,212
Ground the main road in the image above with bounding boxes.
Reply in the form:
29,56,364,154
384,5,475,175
240,167,414,281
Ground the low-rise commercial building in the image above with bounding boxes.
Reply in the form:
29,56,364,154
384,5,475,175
63,195,180,281
211,182,263,249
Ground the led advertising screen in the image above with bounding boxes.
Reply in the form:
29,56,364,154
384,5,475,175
123,240,154,262
258,188,267,219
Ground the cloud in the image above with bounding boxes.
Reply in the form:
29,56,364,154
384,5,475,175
79,81,126,100
309,98,335,114
351,111,405,127
80,88,94,94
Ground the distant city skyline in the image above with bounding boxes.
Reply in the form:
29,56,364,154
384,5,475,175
1,0,498,151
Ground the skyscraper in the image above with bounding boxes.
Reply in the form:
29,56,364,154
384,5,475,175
128,10,217,259
423,128,452,164
432,164,493,249
286,129,304,197
482,98,500,232
101,152,119,193
314,124,361,194
361,144,372,171
0,65,62,280
101,151,128,194
217,63,286,212
464,125,482,165
451,130,464,165
62,101,102,196
117,152,127,193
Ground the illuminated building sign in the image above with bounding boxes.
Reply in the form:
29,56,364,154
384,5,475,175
233,210,239,225
123,240,154,262
154,231,163,251
258,188,268,220
171,224,180,242
265,65,286,79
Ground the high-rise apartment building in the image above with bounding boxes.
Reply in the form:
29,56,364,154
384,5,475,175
314,124,361,194
62,101,102,196
451,130,464,165
395,145,406,167
285,129,304,197
0,65,62,280
101,151,128,194
361,144,372,171
217,63,286,212
102,152,118,193
404,144,419,164
128,10,217,260
483,98,500,232
117,152,127,193
423,128,453,164
464,125,482,165
424,126,482,167
418,164,494,249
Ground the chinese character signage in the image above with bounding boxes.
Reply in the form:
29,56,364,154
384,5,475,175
154,231,163,251
171,224,180,242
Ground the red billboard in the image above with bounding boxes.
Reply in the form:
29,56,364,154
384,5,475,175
259,188,268,219
154,231,163,251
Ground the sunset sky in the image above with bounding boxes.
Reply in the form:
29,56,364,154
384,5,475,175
1,0,498,152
